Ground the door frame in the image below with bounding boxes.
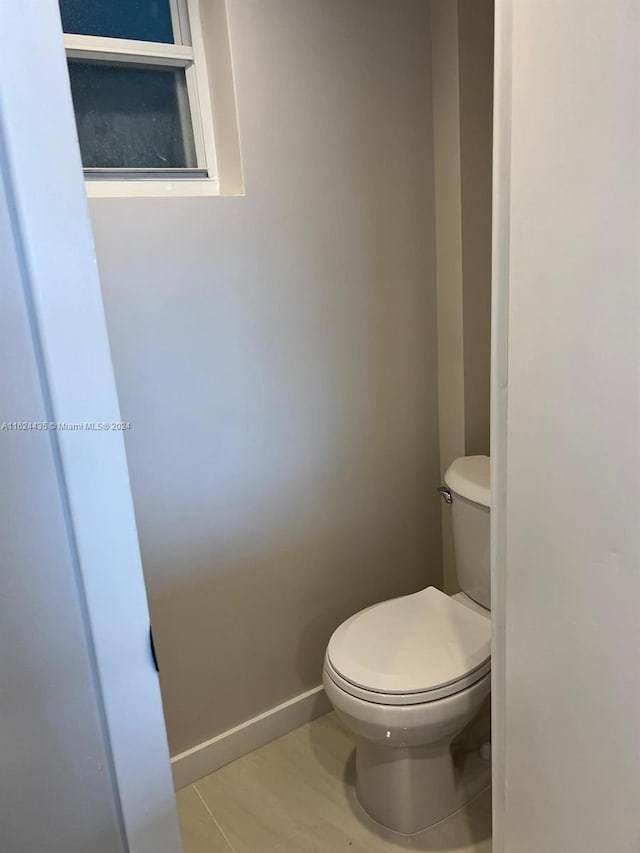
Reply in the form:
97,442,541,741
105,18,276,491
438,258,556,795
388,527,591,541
490,1,512,850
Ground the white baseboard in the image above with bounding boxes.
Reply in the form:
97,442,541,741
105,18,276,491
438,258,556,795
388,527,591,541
171,685,331,790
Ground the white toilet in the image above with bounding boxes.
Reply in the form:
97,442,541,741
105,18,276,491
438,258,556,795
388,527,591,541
323,455,491,835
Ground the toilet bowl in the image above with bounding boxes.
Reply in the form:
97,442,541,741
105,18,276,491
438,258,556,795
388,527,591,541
323,456,491,835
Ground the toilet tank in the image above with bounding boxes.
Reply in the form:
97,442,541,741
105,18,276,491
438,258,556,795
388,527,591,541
443,456,491,610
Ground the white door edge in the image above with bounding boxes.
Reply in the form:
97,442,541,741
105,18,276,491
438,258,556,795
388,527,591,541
0,3,182,851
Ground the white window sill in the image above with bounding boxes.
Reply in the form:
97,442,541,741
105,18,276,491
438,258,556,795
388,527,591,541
85,177,221,199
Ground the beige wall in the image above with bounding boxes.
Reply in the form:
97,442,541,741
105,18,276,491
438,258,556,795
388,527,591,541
89,0,441,756
430,0,466,594
431,0,493,592
458,0,494,456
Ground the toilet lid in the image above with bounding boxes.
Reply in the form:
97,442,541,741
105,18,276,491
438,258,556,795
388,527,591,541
327,587,490,697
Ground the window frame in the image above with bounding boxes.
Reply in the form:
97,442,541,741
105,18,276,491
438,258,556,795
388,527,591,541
63,0,219,197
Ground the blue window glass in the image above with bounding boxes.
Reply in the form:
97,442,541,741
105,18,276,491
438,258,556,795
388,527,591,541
67,62,197,169
59,0,175,44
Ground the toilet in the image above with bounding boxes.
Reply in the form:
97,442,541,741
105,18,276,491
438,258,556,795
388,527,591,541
322,455,491,835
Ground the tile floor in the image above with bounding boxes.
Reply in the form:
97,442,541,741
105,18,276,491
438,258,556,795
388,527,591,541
177,712,492,852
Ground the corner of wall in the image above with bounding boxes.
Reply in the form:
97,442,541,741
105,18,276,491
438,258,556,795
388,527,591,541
430,0,465,595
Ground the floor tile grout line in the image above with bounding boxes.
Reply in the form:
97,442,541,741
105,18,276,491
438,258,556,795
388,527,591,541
192,782,238,853
183,714,491,852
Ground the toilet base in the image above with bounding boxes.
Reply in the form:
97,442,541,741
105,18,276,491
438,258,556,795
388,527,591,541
355,737,491,835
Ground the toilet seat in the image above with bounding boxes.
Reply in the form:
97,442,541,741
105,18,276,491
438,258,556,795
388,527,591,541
326,586,491,706
324,655,490,706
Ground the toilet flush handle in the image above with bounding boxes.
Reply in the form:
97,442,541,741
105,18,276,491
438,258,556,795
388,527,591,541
437,485,453,504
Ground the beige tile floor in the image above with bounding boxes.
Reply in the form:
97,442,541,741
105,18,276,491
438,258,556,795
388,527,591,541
177,712,492,853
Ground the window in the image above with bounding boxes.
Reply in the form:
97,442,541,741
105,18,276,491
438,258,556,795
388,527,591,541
60,0,217,195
